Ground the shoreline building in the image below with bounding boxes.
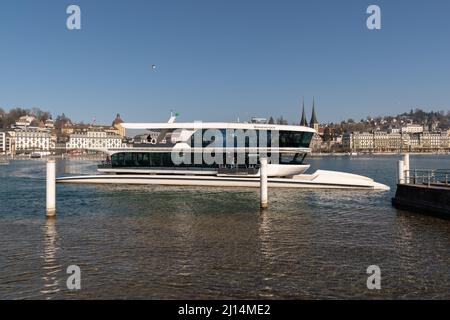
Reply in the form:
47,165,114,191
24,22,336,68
8,128,51,154
420,132,448,151
14,115,35,128
0,131,7,154
66,128,123,151
112,113,125,138
7,115,55,154
3,113,127,155
63,114,126,152
343,129,450,152
401,124,424,134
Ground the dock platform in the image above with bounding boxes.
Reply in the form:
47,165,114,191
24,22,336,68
392,169,450,218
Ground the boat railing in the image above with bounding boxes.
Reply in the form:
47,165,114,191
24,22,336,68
98,162,221,171
132,142,176,148
98,161,112,168
404,169,450,187
108,147,311,153
217,164,260,175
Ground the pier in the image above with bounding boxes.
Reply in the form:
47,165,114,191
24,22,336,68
392,156,450,218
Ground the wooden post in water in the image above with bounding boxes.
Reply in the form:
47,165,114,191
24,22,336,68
46,159,56,217
398,160,405,184
260,157,268,209
403,153,410,184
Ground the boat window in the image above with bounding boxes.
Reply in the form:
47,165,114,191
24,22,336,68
279,132,313,148
279,153,307,164
109,151,308,168
110,152,219,168
189,129,312,148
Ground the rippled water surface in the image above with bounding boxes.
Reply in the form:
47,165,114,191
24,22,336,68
0,155,449,299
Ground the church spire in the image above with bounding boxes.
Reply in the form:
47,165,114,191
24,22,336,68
310,97,319,131
300,98,308,126
310,97,318,126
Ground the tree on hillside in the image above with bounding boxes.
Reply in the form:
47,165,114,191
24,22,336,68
30,107,51,122
55,113,72,129
276,116,288,125
0,108,5,128
323,127,332,141
3,108,28,128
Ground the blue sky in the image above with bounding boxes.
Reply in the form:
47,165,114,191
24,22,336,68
0,0,449,124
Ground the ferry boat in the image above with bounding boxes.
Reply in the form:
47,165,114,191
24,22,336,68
57,120,389,190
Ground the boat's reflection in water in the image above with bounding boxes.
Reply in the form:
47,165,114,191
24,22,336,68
56,159,98,175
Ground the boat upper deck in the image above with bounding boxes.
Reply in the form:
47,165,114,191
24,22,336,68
121,122,316,133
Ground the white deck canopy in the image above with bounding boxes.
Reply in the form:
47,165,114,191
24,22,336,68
121,122,316,133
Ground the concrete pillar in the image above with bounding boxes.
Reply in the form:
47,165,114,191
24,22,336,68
260,157,268,209
398,160,405,184
403,153,410,183
46,159,56,217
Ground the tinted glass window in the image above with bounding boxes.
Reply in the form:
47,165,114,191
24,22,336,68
189,129,312,148
110,150,309,168
279,153,307,164
279,132,313,148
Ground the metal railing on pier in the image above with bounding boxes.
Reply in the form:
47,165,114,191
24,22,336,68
403,169,450,187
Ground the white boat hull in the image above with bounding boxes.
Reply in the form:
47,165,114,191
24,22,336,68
56,170,390,190
98,164,310,177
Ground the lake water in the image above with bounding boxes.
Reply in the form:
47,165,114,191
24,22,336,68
0,155,449,299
